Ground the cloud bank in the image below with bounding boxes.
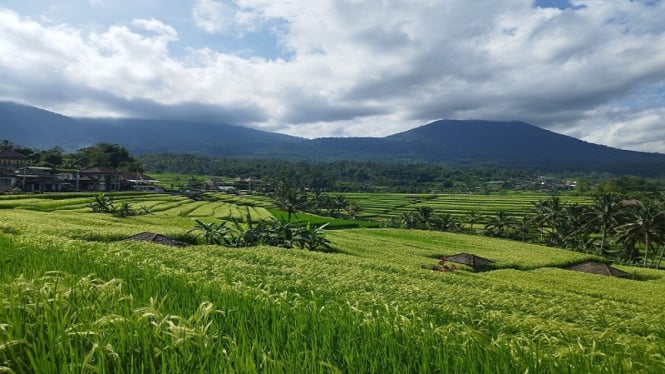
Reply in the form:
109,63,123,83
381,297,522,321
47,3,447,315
1,1,664,152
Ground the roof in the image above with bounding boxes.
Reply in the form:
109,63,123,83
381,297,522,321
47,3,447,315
446,253,495,267
566,262,629,278
123,232,188,247
0,150,28,159
120,171,155,181
81,166,121,174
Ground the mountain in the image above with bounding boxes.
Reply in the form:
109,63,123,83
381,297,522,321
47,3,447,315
0,102,305,155
385,120,665,166
2,102,665,174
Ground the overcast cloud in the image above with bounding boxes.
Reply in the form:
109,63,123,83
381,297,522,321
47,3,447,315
0,0,664,152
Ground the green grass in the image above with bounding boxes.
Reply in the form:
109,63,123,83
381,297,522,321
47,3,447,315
268,209,381,229
1,194,664,373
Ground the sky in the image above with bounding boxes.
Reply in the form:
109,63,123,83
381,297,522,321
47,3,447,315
1,0,665,153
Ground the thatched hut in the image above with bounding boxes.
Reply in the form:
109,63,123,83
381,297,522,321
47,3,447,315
446,253,495,271
565,262,629,278
124,232,189,247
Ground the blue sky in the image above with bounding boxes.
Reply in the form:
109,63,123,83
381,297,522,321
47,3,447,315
1,0,665,153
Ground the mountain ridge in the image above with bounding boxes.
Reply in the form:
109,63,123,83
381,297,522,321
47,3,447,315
2,101,665,175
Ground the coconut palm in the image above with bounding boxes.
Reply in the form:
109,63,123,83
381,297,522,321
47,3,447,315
485,211,516,238
272,182,308,222
557,203,592,250
541,196,566,244
433,213,461,232
463,209,482,232
415,206,435,229
332,195,349,217
511,216,537,242
615,199,665,267
400,212,419,229
588,194,624,255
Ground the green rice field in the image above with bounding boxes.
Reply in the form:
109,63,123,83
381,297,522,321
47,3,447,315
1,192,664,373
340,191,591,220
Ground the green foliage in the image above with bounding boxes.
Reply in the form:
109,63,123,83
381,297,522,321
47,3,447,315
76,143,142,171
190,215,332,251
86,193,151,218
87,193,115,213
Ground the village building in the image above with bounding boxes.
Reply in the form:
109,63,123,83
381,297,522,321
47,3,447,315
0,150,29,170
79,167,122,191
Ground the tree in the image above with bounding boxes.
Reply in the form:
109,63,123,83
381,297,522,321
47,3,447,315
415,206,435,229
400,212,418,229
433,213,461,232
558,203,592,250
332,195,349,218
463,209,482,232
272,179,308,222
485,211,516,238
615,199,665,267
76,143,142,171
35,147,64,167
511,216,536,242
588,194,624,255
0,140,17,150
346,202,362,219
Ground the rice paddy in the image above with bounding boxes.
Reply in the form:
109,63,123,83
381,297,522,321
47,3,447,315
1,192,664,373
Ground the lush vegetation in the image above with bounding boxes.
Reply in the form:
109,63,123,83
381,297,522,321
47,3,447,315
2,141,143,171
1,193,665,372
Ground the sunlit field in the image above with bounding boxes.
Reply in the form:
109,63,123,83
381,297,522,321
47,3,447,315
1,192,664,373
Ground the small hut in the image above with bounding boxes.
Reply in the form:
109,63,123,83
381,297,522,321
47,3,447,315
446,253,495,271
124,232,189,247
565,262,629,278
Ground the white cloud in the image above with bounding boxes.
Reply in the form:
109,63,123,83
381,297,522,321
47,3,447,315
1,1,665,152
193,0,234,33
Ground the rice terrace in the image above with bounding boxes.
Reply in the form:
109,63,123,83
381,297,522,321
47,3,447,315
1,188,665,373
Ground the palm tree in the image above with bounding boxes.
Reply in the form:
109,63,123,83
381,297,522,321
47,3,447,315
346,202,362,219
272,181,308,222
558,203,592,250
415,206,435,229
463,209,482,232
511,216,536,242
433,213,461,232
400,212,418,229
588,194,624,255
530,199,549,243
615,199,665,267
542,196,566,245
332,195,349,218
485,211,516,238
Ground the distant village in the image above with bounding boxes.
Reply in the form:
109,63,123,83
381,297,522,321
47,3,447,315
0,149,162,193
0,149,260,194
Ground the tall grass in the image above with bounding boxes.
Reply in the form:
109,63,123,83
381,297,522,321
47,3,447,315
1,194,665,373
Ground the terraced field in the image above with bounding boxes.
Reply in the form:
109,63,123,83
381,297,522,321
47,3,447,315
1,193,664,373
342,192,591,220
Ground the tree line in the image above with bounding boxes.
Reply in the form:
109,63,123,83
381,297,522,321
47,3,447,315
139,152,664,194
1,140,143,171
394,194,665,268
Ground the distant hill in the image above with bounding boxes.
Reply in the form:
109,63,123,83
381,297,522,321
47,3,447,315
0,102,305,155
2,102,665,174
